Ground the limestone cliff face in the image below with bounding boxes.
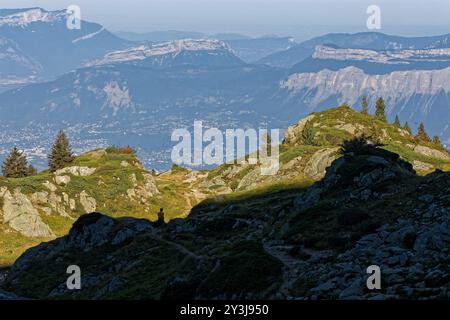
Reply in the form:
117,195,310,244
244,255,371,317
280,66,450,145
313,45,450,64
281,66,450,108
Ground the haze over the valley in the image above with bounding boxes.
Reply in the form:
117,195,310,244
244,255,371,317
2,0,450,40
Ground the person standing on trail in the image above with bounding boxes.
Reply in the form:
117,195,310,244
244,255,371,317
153,208,165,227
158,208,165,223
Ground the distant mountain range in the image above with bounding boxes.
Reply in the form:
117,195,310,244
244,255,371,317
114,30,296,63
0,8,449,170
114,30,251,42
0,7,130,91
259,32,450,68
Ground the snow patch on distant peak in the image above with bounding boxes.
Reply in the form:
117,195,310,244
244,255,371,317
72,27,105,43
89,39,232,66
0,8,67,27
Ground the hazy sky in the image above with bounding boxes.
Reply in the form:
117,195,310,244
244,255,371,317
2,0,450,38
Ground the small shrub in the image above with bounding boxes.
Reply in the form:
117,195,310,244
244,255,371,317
106,145,136,155
230,180,239,191
302,121,316,145
340,135,383,156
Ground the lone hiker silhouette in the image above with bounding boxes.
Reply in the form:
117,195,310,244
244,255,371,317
154,208,165,227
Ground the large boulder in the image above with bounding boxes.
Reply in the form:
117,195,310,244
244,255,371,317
413,145,450,160
283,115,315,145
55,166,96,177
126,173,160,203
79,191,97,212
304,147,340,180
0,188,53,237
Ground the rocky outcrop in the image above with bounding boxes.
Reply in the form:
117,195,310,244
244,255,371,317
333,123,365,135
0,188,53,237
413,145,450,160
79,191,96,213
42,181,57,192
237,168,262,190
412,160,435,172
295,147,415,209
55,166,96,177
84,149,107,159
126,173,159,203
55,175,70,186
304,147,340,180
299,197,450,300
283,115,315,145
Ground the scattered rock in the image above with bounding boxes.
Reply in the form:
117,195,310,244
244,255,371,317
80,191,97,213
55,175,71,186
283,115,315,145
413,145,450,160
1,188,54,237
412,160,434,172
55,166,96,177
304,147,340,180
42,181,57,192
84,149,107,159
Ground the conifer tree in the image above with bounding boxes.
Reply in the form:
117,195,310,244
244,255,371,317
432,135,441,146
48,130,74,172
415,122,431,142
27,164,37,176
2,147,30,178
393,115,401,127
302,121,316,145
403,121,412,134
361,96,369,115
375,97,387,122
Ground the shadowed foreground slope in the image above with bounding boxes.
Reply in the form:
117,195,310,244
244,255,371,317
2,144,449,300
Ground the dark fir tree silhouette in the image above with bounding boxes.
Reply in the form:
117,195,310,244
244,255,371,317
403,121,412,134
375,97,387,122
393,115,401,127
361,96,369,115
49,130,74,172
2,147,32,178
27,165,38,176
415,122,431,142
432,136,442,146
340,135,383,156
302,120,316,145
